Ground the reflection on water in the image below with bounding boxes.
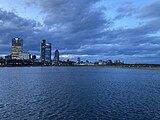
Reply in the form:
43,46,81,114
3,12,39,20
0,67,160,119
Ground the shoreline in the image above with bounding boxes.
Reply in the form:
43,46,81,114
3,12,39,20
1,64,160,70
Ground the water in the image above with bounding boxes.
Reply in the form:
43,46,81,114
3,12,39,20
0,67,160,120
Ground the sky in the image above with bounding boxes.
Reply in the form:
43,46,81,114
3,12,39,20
0,0,160,63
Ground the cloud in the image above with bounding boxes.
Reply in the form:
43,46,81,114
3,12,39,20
26,0,109,30
0,0,160,63
25,0,112,52
0,9,45,53
114,2,137,20
139,0,160,19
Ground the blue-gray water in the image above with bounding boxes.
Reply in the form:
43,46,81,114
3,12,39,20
0,67,160,120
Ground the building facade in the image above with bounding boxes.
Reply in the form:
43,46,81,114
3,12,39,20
12,38,23,59
40,40,51,63
5,55,12,60
54,50,59,64
77,57,81,64
18,52,31,60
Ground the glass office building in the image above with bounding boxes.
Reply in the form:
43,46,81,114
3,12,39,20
40,40,51,63
54,49,59,64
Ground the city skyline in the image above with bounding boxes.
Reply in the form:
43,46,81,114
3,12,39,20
0,37,124,64
0,0,160,64
0,37,125,67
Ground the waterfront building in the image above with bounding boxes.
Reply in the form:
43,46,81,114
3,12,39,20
98,60,104,65
106,60,113,64
5,55,11,60
77,57,80,64
32,55,36,60
18,52,31,60
0,57,4,66
12,38,23,59
54,50,59,65
40,40,51,63
114,60,124,64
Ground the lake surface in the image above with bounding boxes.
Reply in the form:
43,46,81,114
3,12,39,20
0,67,160,120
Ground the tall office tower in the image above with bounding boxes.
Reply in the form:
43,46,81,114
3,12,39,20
54,50,59,64
12,37,23,59
77,57,81,64
40,40,51,63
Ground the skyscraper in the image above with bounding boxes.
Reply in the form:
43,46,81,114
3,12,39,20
40,40,51,63
12,37,23,59
54,50,59,65
77,57,81,64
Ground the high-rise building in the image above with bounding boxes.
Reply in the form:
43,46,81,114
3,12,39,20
77,57,81,64
12,38,23,59
54,50,59,64
40,40,51,63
